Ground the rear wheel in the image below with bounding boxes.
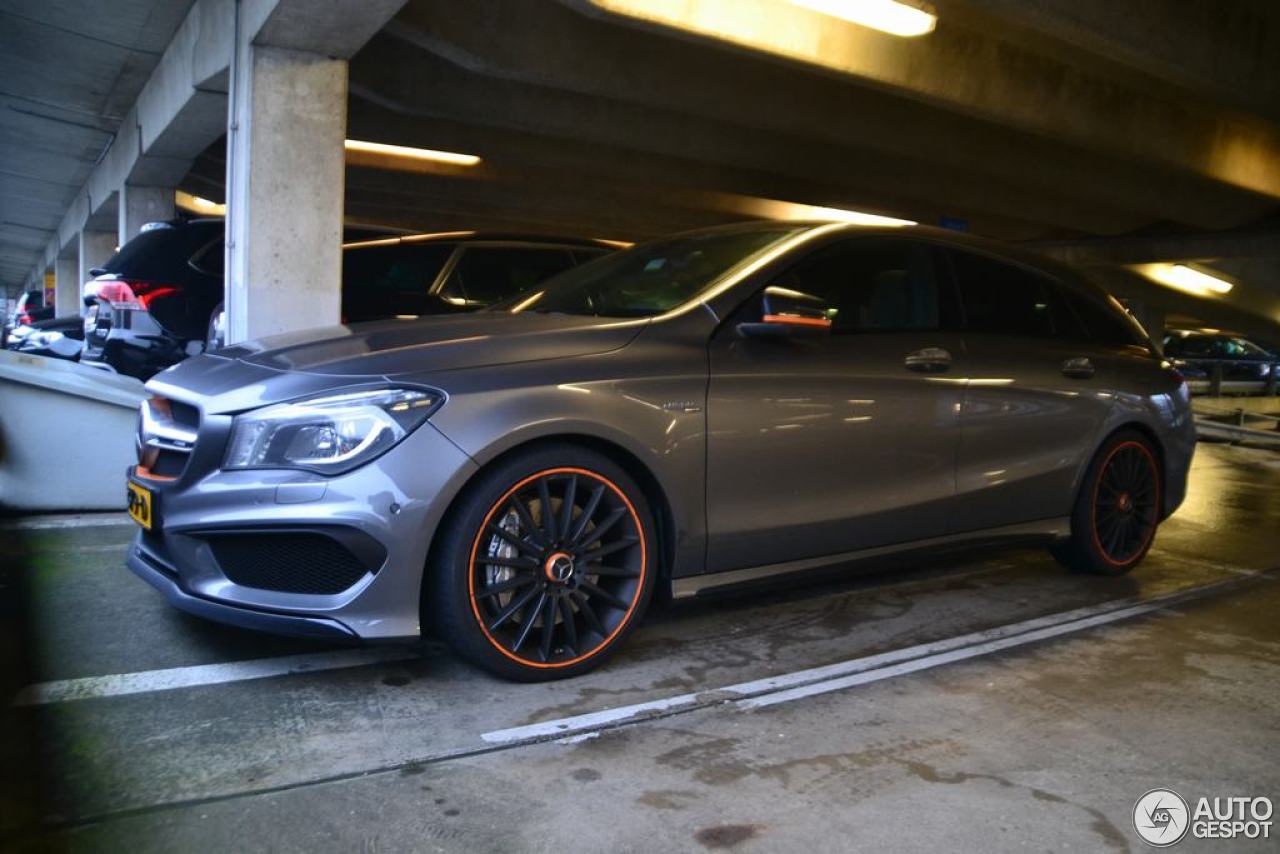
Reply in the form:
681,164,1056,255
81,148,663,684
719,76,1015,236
1051,431,1162,576
428,444,656,681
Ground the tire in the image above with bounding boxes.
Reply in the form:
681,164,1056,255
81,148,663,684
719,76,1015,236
1051,430,1162,576
427,443,657,681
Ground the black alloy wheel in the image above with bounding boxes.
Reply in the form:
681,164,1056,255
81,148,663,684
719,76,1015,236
1052,431,1162,576
430,445,655,680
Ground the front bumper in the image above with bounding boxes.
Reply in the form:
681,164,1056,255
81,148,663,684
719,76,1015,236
127,546,357,639
127,418,478,640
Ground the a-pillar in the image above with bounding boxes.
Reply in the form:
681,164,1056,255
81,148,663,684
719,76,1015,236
54,252,80,319
224,43,347,344
120,185,176,245
1125,298,1166,350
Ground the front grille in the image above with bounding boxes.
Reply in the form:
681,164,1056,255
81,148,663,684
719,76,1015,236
207,533,372,595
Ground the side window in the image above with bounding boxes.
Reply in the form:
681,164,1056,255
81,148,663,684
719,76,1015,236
342,244,453,295
770,239,942,333
948,250,1056,337
439,247,576,306
1058,286,1146,347
1170,336,1215,357
189,238,225,277
341,243,454,320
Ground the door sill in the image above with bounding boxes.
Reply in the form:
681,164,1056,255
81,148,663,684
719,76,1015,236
672,517,1071,599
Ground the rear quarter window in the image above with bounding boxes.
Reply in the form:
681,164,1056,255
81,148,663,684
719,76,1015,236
1058,285,1148,348
438,246,577,306
341,242,455,319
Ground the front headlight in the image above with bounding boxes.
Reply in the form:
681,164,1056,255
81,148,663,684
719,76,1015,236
223,388,441,475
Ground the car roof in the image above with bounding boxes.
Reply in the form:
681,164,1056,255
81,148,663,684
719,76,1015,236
665,219,1097,285
130,218,616,252
340,230,619,251
1165,329,1245,340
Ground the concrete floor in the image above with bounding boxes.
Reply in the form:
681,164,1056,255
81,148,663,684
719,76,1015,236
2,442,1279,852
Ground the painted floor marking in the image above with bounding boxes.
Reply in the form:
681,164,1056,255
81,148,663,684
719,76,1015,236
2,512,134,530
481,570,1268,744
13,647,419,706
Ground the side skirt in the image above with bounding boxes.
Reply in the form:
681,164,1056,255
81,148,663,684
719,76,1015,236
671,517,1071,599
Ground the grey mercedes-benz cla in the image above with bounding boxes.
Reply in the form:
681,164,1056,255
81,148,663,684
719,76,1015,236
128,221,1194,680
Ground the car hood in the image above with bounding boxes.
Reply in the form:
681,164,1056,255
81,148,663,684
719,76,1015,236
148,312,647,414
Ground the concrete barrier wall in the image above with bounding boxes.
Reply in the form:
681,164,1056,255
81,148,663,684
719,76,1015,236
0,352,146,512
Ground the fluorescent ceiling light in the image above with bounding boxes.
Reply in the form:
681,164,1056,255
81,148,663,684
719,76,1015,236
344,139,481,167
787,0,936,37
1139,263,1234,297
175,190,226,216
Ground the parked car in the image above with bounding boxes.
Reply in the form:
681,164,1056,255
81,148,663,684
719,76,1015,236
3,314,84,360
128,221,1193,681
204,230,614,350
3,290,51,347
82,219,614,379
1162,330,1275,393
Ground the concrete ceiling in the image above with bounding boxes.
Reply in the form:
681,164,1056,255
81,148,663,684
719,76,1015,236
0,0,194,285
332,0,1280,334
8,0,1280,337
330,0,1280,239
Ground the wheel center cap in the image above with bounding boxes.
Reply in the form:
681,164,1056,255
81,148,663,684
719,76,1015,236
1117,493,1131,512
544,551,575,584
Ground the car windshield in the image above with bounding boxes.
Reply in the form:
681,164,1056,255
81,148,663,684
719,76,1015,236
490,225,808,318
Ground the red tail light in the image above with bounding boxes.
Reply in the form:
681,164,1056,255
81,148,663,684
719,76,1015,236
18,312,31,325
95,280,179,310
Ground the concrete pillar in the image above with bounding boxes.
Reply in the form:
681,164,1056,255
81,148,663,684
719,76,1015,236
119,185,176,245
79,231,117,317
54,255,80,318
224,43,347,344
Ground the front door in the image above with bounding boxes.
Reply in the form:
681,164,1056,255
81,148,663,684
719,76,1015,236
705,238,966,574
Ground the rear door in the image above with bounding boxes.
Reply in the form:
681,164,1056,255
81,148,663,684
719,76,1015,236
705,237,967,573
944,248,1117,531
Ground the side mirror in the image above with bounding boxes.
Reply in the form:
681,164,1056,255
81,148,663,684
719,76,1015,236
737,286,833,338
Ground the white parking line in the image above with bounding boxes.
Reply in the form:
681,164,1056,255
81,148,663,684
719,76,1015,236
13,647,420,706
481,570,1268,744
1,512,133,530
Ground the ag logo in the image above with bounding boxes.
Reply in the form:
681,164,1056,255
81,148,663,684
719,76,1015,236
1134,789,1190,847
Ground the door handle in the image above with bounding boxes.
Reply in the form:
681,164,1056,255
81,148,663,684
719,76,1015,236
1061,356,1095,379
904,347,952,373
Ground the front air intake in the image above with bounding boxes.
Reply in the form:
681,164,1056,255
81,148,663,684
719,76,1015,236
206,531,381,595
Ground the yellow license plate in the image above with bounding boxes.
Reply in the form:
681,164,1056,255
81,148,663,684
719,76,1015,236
127,481,154,530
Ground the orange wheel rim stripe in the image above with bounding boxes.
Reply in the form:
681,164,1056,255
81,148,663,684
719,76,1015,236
466,466,647,669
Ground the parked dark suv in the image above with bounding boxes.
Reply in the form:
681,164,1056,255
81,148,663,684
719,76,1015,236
82,219,613,379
